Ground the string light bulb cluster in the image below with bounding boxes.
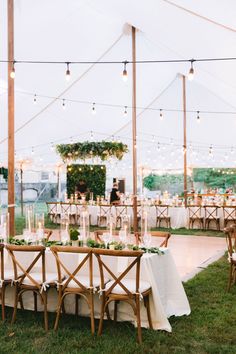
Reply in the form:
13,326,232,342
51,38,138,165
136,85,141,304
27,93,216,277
91,103,96,115
10,61,15,79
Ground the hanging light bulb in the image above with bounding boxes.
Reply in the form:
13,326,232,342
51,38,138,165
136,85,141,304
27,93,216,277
91,102,96,115
33,94,37,104
62,99,66,110
90,131,94,141
112,135,115,143
10,61,15,79
152,135,155,143
188,60,195,81
31,147,35,155
209,145,213,157
197,111,200,123
50,142,54,151
160,109,163,120
170,138,174,146
123,106,128,117
157,142,160,151
117,136,121,143
70,137,74,144
122,61,128,82
65,62,71,81
182,146,186,155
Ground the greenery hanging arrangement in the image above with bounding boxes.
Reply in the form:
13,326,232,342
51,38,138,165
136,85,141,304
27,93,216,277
56,141,128,162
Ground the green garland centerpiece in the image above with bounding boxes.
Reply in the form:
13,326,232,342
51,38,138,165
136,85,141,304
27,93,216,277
56,141,128,162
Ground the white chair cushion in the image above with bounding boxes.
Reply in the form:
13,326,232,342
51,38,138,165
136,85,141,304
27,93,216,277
21,272,58,286
105,279,151,295
4,269,23,281
62,275,101,289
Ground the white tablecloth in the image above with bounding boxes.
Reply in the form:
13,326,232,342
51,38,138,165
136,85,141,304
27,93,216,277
4,248,190,332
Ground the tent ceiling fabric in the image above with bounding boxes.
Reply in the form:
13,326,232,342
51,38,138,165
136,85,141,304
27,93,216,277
0,0,236,172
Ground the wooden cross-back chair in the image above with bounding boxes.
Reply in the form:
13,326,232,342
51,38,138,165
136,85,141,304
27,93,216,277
50,246,95,334
94,229,120,243
135,231,171,247
0,244,15,320
6,245,57,330
155,205,171,228
93,248,152,344
46,202,58,223
223,207,236,228
97,205,112,227
204,206,220,230
224,225,236,291
187,206,204,229
114,205,128,228
31,228,53,241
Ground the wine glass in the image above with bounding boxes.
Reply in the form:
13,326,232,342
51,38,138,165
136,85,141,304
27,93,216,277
102,233,112,249
143,233,152,248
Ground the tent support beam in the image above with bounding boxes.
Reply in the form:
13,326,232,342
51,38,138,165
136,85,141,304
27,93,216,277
132,26,138,234
182,74,187,208
8,0,15,235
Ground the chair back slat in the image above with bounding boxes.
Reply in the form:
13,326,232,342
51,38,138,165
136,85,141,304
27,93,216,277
93,248,143,297
6,245,46,289
50,246,93,291
0,244,4,280
225,225,236,257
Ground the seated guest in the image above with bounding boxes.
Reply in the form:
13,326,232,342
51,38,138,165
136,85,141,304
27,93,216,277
76,179,88,198
110,183,121,205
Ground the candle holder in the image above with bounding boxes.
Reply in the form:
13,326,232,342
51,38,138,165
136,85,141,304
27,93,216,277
25,205,34,235
60,213,70,244
35,213,45,243
80,210,90,241
141,208,151,244
0,213,9,243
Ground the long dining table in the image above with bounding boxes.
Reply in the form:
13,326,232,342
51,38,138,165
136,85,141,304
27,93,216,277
3,244,190,332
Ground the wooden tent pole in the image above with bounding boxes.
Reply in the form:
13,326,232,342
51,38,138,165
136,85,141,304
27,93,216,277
8,0,15,235
182,75,187,207
132,26,138,233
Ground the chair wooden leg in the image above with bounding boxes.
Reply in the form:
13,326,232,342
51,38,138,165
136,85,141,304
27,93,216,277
11,285,19,325
19,294,24,310
75,294,79,316
136,295,142,344
54,296,63,330
144,295,153,329
1,285,5,321
227,264,233,292
90,292,95,335
42,292,48,331
98,296,106,336
114,301,119,322
34,292,38,313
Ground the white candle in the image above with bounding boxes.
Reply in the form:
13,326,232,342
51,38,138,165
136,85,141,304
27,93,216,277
144,211,147,235
82,212,86,236
38,221,42,230
28,211,31,233
110,221,113,236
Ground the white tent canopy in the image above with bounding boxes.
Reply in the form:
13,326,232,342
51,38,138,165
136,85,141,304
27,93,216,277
1,0,236,189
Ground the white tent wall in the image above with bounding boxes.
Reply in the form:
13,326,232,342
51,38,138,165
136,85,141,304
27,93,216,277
0,0,236,195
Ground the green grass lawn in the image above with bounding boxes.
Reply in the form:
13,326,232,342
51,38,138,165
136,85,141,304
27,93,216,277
0,256,235,353
14,215,224,238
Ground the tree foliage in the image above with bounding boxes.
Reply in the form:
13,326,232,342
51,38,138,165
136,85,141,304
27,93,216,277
143,173,190,191
193,168,236,189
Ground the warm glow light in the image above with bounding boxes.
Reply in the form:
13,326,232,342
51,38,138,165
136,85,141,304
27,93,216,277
160,109,163,120
197,111,200,123
62,99,66,110
122,61,128,82
188,60,194,81
10,62,15,79
65,62,71,81
124,106,128,117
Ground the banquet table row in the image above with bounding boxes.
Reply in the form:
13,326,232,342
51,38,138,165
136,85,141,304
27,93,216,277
47,202,236,229
3,246,190,332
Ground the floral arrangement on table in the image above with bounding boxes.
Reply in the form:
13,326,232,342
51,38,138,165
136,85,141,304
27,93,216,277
56,141,128,162
86,238,164,254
